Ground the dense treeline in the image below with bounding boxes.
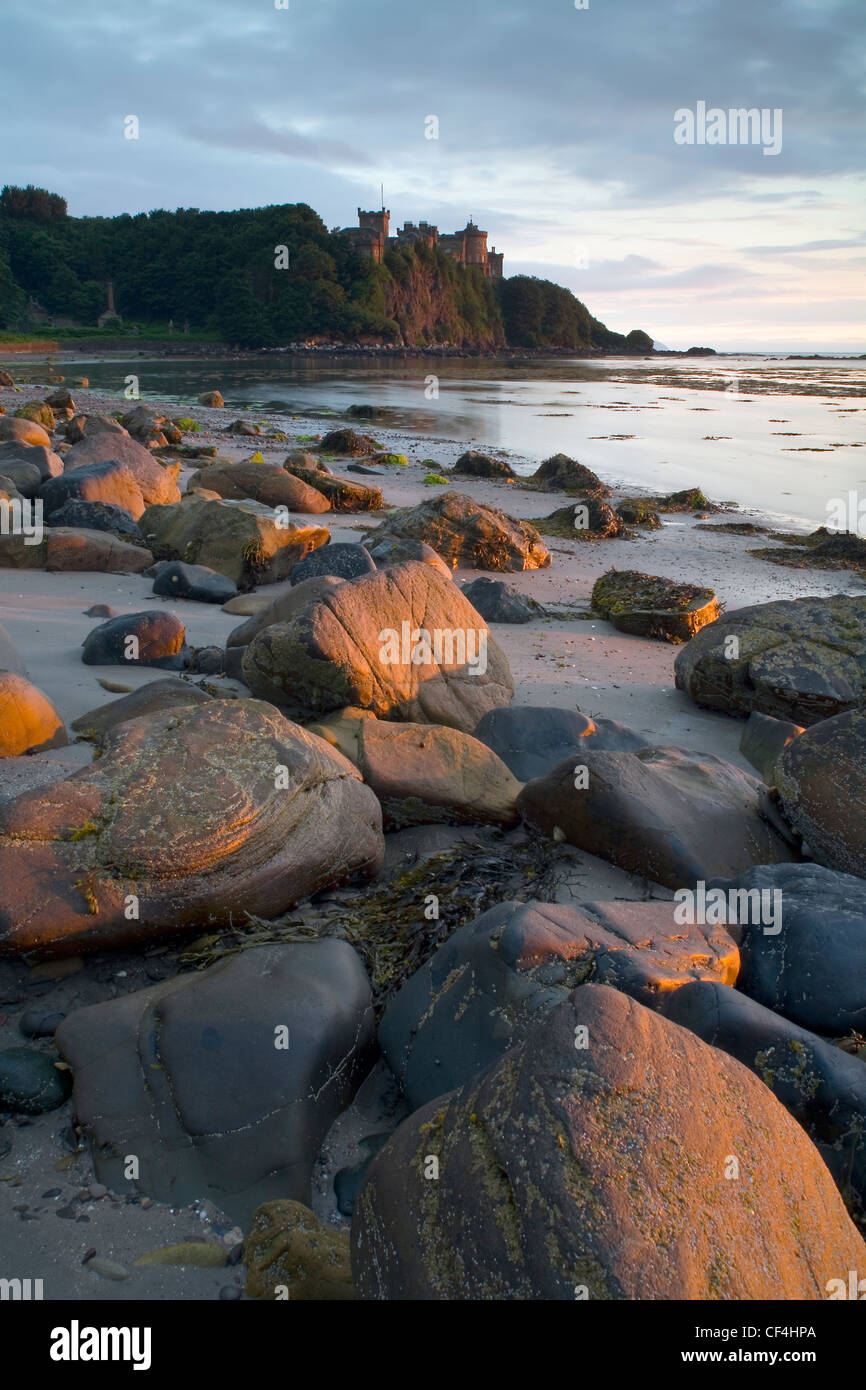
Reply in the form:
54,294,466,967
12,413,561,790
0,184,651,351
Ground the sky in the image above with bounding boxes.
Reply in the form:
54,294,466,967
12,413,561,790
2,0,864,351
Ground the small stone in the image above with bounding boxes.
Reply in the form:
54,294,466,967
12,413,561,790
0,1047,72,1114
56,1205,76,1219
89,1183,108,1199
41,1188,62,1198
20,1008,66,1039
219,1285,242,1300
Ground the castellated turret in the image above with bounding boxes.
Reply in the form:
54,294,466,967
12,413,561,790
340,209,503,277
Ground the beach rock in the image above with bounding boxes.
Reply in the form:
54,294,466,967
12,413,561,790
352,984,865,1299
225,418,261,436
318,428,380,456
71,679,210,741
153,561,238,604
0,624,26,676
615,497,662,529
0,370,14,387
226,577,342,649
662,980,866,1224
674,595,866,725
244,1200,355,1300
19,1007,66,1038
364,492,550,572
0,458,41,497
45,499,144,544
15,401,55,430
775,708,866,877
306,710,522,828
367,537,453,579
0,673,67,757
0,441,63,482
473,705,649,782
62,434,182,509
379,900,738,1111
63,413,127,444
120,405,181,448
518,745,798,889
0,1047,72,1114
139,496,329,588
186,460,331,514
453,451,516,480
282,461,381,512
290,542,376,585
45,388,76,411
592,570,720,642
44,529,153,575
40,458,148,520
537,498,627,539
81,611,187,671
0,699,383,956
722,863,866,1032
460,578,544,624
525,453,609,496
56,940,376,1224
198,390,224,408
0,475,25,506
740,711,805,783
0,417,52,447
242,560,514,732
83,605,116,619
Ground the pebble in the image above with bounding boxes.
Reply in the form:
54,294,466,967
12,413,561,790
20,1008,67,1039
219,1285,242,1300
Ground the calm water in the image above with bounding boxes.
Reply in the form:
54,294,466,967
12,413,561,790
51,354,866,529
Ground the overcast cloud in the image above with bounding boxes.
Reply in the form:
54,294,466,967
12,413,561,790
2,0,864,348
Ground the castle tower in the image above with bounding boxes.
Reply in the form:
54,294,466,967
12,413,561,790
358,208,390,263
462,220,489,272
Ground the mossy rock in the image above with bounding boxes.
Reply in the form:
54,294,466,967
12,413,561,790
424,473,449,486
244,1200,354,1300
15,401,55,431
592,569,720,642
615,497,662,529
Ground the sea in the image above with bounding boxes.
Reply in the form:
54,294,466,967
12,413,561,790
45,353,866,532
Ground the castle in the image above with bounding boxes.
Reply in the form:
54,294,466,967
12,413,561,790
337,208,503,279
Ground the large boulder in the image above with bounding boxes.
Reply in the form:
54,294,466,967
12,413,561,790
352,984,866,1299
45,499,145,544
740,711,805,783
0,417,52,447
379,900,738,1110
62,433,182,508
242,561,514,732
226,576,343,649
43,529,153,575
40,459,149,521
71,678,213,742
139,495,329,588
518,745,798,889
186,460,331,514
63,412,127,444
775,708,866,877
0,673,67,757
81,611,187,669
473,705,649,782
0,458,41,497
719,863,866,1033
363,492,550,572
290,542,376,585
0,441,63,483
591,569,720,643
307,709,522,828
674,595,866,725
0,699,384,956
662,979,866,1225
55,941,375,1225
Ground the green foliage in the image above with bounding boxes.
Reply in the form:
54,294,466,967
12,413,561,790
0,188,640,351
424,473,450,485
174,417,202,432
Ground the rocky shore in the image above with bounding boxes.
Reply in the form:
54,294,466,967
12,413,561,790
1,372,864,1301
